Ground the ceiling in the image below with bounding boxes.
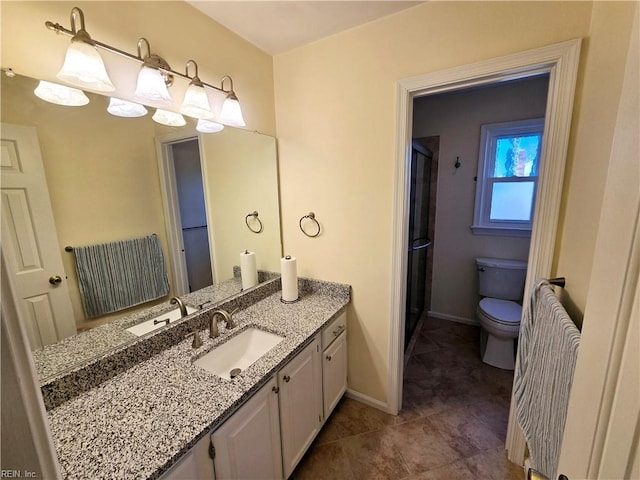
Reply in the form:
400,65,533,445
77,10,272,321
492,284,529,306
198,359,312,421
187,1,423,55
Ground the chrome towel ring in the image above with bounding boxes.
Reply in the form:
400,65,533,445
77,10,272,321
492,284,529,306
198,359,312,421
245,211,263,234
299,212,321,237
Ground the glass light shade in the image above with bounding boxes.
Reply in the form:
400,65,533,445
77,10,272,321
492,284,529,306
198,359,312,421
34,80,89,106
56,40,115,92
107,98,148,118
135,66,172,105
180,83,213,119
219,95,246,127
196,119,224,134
152,109,186,127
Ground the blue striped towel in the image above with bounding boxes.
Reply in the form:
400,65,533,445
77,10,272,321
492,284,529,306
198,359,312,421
514,279,581,479
73,234,170,318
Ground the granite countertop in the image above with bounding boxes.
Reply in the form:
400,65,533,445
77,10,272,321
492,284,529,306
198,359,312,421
31,276,245,382
47,281,350,479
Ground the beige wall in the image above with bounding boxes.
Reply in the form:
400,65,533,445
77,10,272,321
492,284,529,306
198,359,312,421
272,1,634,404
413,76,549,322
0,1,276,136
553,0,637,322
201,129,282,279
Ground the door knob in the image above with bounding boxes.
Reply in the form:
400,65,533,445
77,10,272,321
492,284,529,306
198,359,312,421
49,275,63,285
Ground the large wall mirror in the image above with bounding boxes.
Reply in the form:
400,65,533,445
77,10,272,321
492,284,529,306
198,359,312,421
1,72,282,379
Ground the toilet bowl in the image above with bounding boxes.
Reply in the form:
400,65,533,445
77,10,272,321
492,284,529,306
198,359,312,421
475,257,527,371
477,297,522,370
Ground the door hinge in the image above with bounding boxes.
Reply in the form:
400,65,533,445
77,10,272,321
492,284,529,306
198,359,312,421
208,441,215,460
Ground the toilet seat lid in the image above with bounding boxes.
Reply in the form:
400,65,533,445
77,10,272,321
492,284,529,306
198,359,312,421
479,298,522,324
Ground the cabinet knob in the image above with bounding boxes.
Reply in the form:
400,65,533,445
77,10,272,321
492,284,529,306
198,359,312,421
283,375,291,383
332,325,344,336
326,355,332,361
272,386,279,394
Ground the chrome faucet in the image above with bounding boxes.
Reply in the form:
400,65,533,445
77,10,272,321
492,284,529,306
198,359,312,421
209,309,236,338
170,296,188,317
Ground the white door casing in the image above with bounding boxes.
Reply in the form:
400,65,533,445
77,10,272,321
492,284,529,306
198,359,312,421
1,123,76,348
389,39,582,468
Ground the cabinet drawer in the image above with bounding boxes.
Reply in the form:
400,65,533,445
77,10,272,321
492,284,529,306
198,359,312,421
322,311,346,350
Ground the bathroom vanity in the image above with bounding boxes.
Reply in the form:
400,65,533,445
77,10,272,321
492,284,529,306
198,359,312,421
44,278,350,479
167,311,347,480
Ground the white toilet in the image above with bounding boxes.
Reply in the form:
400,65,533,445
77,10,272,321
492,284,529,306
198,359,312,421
476,257,527,370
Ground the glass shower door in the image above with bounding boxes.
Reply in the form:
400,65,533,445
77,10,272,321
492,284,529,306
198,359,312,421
405,141,432,350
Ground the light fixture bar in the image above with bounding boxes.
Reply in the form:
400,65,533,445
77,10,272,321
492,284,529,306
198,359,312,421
46,16,230,95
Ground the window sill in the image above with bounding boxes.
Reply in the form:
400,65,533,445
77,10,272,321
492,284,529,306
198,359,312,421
470,225,532,238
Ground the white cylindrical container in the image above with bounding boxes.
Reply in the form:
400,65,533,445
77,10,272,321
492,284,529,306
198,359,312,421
281,255,298,303
240,250,258,290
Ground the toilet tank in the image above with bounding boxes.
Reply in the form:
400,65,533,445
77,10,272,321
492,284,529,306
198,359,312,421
476,257,527,301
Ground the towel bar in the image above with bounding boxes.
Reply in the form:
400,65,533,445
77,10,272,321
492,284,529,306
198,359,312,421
65,233,159,252
547,277,566,288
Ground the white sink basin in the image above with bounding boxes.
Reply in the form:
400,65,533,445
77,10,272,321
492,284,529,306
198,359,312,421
126,306,197,337
194,328,284,380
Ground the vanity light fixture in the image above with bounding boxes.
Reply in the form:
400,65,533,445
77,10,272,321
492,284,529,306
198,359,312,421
134,38,173,105
107,97,148,117
219,76,246,127
152,109,186,127
180,60,213,119
54,7,115,92
46,7,246,126
196,119,225,133
34,80,90,106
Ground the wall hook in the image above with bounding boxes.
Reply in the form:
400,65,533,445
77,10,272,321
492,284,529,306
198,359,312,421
454,156,461,169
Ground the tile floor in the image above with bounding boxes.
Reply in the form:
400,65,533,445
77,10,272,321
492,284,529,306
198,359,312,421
292,316,524,479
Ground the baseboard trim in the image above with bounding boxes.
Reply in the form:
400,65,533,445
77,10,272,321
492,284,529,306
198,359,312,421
428,310,479,327
345,389,389,413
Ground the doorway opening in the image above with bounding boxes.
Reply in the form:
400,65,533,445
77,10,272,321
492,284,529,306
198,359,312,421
404,75,549,360
388,40,582,464
157,134,215,295
169,139,213,292
401,76,550,466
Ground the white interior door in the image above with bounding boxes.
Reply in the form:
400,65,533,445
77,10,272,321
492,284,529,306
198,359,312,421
1,123,76,349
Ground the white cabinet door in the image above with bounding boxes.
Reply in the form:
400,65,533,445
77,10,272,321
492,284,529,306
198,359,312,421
323,330,347,417
160,431,215,480
278,336,322,478
212,377,283,480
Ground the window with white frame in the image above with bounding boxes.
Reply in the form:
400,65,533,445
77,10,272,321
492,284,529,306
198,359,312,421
471,118,544,236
